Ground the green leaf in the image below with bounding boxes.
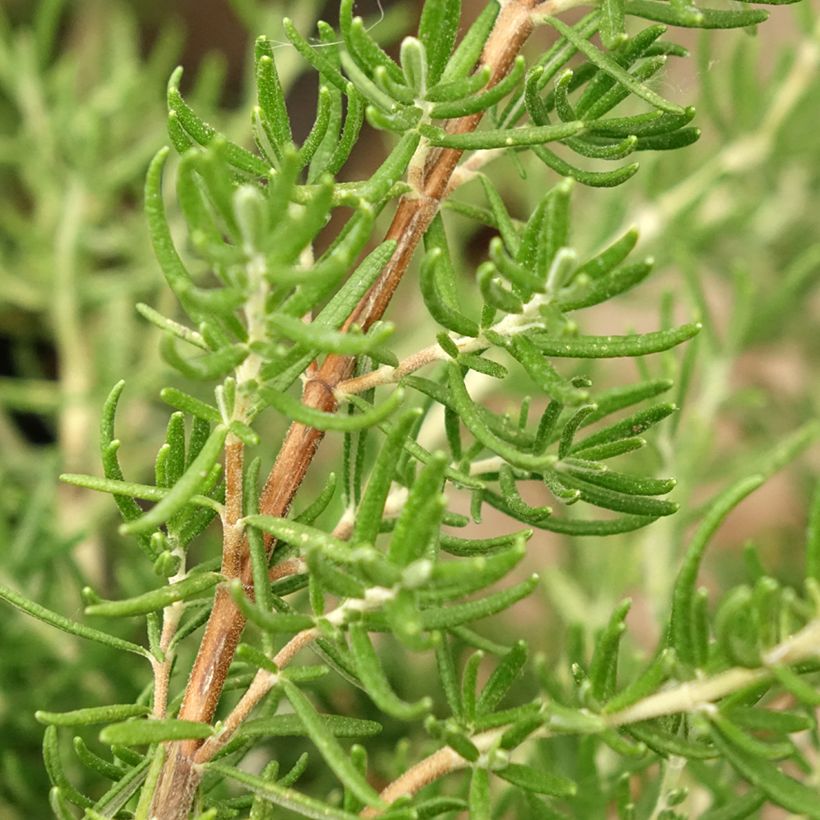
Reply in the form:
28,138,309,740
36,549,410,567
496,762,577,797
209,761,362,820
243,516,352,562
324,85,365,176
85,573,221,618
625,0,769,29
546,17,682,114
489,239,547,295
430,55,525,119
388,452,448,566
770,665,820,707
400,36,428,96
496,467,553,525
709,721,820,817
571,402,677,454
100,719,214,746
418,575,540,629
72,737,125,781
160,336,248,381
136,303,208,350
714,586,761,667
530,323,700,358
43,725,93,809
553,69,576,122
557,472,678,517
574,228,639,281
340,1,403,84
160,413,186,489
259,385,404,432
476,641,528,715
600,0,627,49
428,66,491,103
167,69,267,175
240,713,383,740
727,706,814,735
578,438,646,461
232,587,314,636
422,216,480,336
631,127,700,151
419,0,460,85
425,541,527,602
670,476,764,666
500,711,548,751
281,678,384,808
627,721,717,759
267,312,395,357
419,120,584,150
559,260,653,311
49,787,77,820
583,379,674,428
448,364,556,470
440,530,531,557
120,425,228,535
360,131,421,202
709,711,795,761
558,404,599,459
491,506,655,536
480,177,520,256
415,797,470,818
353,409,421,546
0,583,147,656
283,17,347,93
442,1,499,81
278,236,394,342
532,145,639,189
563,466,676,496
349,623,432,719
59,474,220,512
91,754,151,815
586,107,696,138
589,599,631,702
299,86,334,166
254,36,292,153
36,704,150,727
99,381,157,559
566,134,637,160
434,632,463,717
469,767,491,820
158,386,222,421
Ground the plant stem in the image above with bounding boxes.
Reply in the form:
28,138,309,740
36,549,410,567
361,616,820,814
336,291,553,397
150,3,542,815
193,627,319,764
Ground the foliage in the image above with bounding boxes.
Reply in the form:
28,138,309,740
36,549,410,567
1,0,819,817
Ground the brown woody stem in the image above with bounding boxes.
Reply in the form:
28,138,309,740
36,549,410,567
150,3,539,816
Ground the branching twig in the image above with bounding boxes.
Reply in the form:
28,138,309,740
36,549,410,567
193,626,319,764
360,616,820,815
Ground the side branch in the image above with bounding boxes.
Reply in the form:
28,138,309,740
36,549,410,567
361,617,820,815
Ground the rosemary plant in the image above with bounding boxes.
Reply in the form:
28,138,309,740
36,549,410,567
1,0,819,818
